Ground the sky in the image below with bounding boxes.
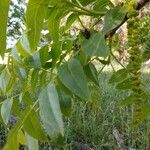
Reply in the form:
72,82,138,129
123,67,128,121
7,0,26,48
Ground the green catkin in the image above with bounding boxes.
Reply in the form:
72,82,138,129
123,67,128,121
140,15,150,61
127,0,143,125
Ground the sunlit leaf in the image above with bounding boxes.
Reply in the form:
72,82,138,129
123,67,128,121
0,68,11,93
17,129,27,145
23,109,47,141
1,98,13,124
38,83,64,138
116,78,132,90
103,6,126,33
58,58,90,100
0,0,10,57
109,69,128,84
25,133,39,150
26,0,49,51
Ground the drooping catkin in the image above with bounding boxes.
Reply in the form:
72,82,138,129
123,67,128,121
127,0,143,125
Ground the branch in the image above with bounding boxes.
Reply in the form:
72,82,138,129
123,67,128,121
113,128,126,150
105,0,150,38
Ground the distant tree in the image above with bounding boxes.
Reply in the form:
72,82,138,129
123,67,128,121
7,0,25,47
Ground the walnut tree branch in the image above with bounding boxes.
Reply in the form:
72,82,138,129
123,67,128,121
105,0,150,39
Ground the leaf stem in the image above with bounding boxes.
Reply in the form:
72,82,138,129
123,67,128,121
75,0,83,7
90,17,102,30
67,1,105,16
77,15,85,29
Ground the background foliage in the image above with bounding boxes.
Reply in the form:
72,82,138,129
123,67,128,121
0,0,150,149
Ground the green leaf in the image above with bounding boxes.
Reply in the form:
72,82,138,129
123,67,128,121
25,133,39,150
93,0,110,12
57,88,72,117
48,7,62,52
132,105,150,126
4,134,19,150
38,83,64,138
0,64,6,74
141,105,150,119
14,67,28,80
22,92,33,105
75,50,88,66
29,51,42,68
39,45,51,66
72,0,96,6
0,0,10,57
84,63,99,86
26,0,49,51
30,69,39,89
81,32,109,57
58,58,90,100
48,3,70,60
17,129,27,145
0,68,11,93
118,95,135,107
88,83,101,111
16,34,31,57
56,77,73,97
4,108,31,150
103,6,126,33
4,101,38,150
11,34,31,64
23,109,47,141
116,78,132,90
61,13,77,32
28,45,51,68
109,69,128,84
1,98,13,124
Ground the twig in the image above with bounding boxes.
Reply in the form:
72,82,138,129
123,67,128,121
67,1,105,16
113,128,126,150
105,0,150,39
77,15,85,29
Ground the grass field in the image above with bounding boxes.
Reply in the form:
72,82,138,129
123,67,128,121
65,63,150,150
0,63,150,150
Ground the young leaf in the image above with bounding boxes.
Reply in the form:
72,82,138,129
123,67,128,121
103,6,126,33
38,83,64,138
62,13,77,32
25,133,39,150
17,129,27,145
116,78,132,90
58,58,90,100
1,98,13,125
81,32,109,57
4,134,19,150
4,108,32,150
48,2,71,61
118,95,135,107
39,45,51,66
109,69,128,84
57,88,72,117
0,67,11,94
0,0,10,57
88,83,101,112
84,63,99,86
23,110,47,141
72,0,96,6
11,34,31,64
93,0,110,12
29,51,42,68
26,0,49,51
48,8,67,60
